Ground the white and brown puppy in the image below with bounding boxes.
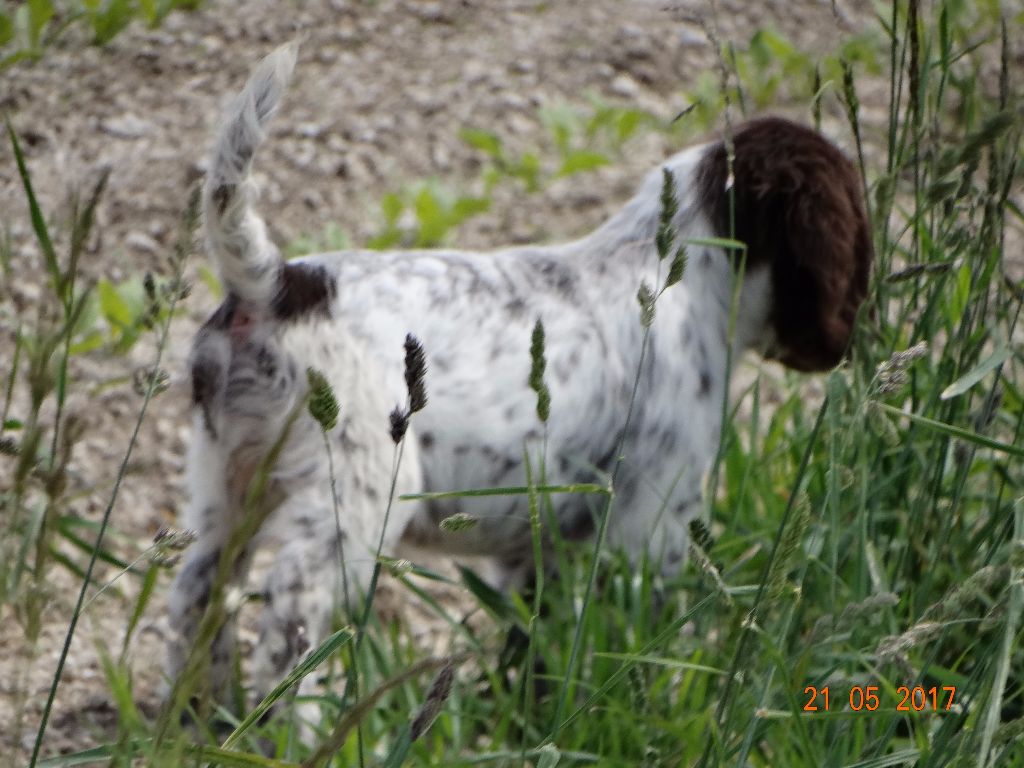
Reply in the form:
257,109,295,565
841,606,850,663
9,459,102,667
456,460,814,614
166,44,871,702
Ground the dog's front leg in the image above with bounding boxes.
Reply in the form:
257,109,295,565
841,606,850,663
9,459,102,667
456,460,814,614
247,428,425,734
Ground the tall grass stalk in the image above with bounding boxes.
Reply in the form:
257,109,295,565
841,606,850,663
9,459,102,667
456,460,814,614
28,187,200,768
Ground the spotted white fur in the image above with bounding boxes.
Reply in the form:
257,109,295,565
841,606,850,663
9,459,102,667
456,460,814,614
166,44,870,714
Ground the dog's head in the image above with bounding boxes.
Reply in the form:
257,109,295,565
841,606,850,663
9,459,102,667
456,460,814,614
696,117,873,372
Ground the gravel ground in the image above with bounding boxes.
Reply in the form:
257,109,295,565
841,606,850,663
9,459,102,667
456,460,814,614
0,0,902,759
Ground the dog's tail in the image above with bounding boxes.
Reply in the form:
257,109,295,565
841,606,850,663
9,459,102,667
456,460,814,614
204,43,298,307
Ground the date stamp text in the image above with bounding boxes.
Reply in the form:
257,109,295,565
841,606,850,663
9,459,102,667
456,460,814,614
802,685,957,712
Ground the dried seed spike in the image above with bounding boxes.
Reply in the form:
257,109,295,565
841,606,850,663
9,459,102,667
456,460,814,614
152,527,198,550
150,527,198,567
875,341,929,394
688,518,714,551
132,366,170,398
306,367,340,431
143,272,157,302
403,333,428,413
410,659,454,741
389,405,409,444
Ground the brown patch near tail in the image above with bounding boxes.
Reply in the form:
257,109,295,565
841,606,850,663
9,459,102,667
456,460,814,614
191,296,238,438
211,183,234,216
272,262,337,321
697,117,872,371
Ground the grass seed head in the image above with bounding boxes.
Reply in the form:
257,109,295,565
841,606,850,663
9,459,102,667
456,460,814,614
440,513,478,532
766,492,811,602
403,333,428,413
875,341,928,394
410,659,454,741
132,366,170,398
637,281,656,328
656,168,678,259
306,367,340,431
151,527,198,567
389,405,409,444
875,620,942,662
665,244,687,288
528,319,551,422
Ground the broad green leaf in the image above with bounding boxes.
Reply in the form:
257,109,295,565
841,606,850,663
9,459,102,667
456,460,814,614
940,343,1011,400
537,744,561,768
380,725,413,768
685,235,747,252
414,186,446,246
557,149,609,177
948,262,971,327
122,564,160,654
0,12,14,47
7,118,62,301
380,191,404,224
876,402,1024,458
138,0,157,24
220,627,354,748
98,279,133,329
458,564,516,622
615,109,647,144
197,264,223,299
68,329,104,355
460,127,503,159
514,151,541,191
26,0,53,47
90,0,133,45
451,195,490,222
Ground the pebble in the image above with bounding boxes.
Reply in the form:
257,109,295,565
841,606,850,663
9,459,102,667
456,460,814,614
125,231,161,255
677,27,707,48
100,114,153,139
297,122,325,138
609,73,640,98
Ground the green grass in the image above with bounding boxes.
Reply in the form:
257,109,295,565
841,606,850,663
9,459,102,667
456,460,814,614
0,0,206,69
2,1,1023,766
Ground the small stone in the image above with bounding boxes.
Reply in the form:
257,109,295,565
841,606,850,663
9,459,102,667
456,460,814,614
609,74,640,99
297,122,324,138
510,59,535,75
411,2,453,23
125,231,160,255
677,28,707,48
101,114,152,139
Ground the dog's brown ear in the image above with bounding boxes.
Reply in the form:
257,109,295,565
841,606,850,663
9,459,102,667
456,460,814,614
697,117,872,371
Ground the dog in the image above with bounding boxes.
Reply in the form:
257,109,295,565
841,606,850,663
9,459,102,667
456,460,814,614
165,44,871,708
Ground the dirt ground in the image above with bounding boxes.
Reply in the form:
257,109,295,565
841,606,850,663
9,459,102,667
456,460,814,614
0,0,920,760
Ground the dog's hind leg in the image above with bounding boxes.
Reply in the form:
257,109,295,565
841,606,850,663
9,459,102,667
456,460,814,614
164,427,265,708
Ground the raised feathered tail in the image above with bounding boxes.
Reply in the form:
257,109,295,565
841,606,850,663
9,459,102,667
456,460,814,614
203,43,298,308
